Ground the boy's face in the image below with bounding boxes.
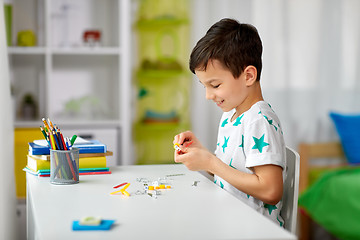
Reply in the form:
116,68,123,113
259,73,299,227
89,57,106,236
195,59,249,113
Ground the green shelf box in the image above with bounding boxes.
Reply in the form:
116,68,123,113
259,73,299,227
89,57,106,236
135,19,190,71
135,70,191,124
137,0,189,22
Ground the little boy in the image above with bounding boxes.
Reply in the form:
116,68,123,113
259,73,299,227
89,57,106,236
173,18,286,226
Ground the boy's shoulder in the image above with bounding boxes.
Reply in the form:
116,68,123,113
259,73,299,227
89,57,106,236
244,101,280,124
220,101,280,126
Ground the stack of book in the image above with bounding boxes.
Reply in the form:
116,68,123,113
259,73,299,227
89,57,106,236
23,137,112,177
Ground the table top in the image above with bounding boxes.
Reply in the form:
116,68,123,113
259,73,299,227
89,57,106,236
27,164,296,240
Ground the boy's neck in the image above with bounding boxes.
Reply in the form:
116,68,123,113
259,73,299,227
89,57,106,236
232,82,263,121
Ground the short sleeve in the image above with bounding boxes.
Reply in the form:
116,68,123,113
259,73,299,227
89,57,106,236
243,117,285,169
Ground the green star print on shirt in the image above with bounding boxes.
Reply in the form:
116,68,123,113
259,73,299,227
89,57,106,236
229,158,236,169
263,115,278,131
252,134,269,153
221,118,228,127
222,136,229,153
264,204,278,215
239,135,244,148
233,114,243,126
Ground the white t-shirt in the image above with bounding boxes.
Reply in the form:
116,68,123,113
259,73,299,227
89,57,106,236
214,101,286,226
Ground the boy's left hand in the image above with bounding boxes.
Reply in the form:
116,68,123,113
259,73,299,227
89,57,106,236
174,146,215,172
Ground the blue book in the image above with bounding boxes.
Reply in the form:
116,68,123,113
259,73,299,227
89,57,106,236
28,140,107,155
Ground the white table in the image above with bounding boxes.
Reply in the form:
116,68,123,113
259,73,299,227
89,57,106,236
27,164,297,240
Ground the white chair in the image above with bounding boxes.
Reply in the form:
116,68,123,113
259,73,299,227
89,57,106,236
281,147,300,234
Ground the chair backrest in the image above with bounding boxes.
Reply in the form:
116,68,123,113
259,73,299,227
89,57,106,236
281,147,300,234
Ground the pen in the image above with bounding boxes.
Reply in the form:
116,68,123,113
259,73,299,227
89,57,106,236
65,137,71,150
70,135,77,146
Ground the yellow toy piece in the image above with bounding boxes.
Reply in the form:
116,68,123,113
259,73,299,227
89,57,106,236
122,183,130,190
110,183,131,196
120,189,130,197
173,143,181,152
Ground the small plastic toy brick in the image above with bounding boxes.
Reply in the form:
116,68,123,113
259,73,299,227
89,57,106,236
135,190,146,195
110,183,131,195
120,189,130,197
122,183,130,190
136,177,149,183
79,216,102,226
148,192,157,199
174,141,193,154
159,185,165,189
173,143,182,152
192,181,200,187
148,186,155,191
166,186,171,189
113,182,128,189
110,189,123,195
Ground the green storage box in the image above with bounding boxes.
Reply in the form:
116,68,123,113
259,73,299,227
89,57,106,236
137,0,189,21
135,70,190,124
136,19,190,71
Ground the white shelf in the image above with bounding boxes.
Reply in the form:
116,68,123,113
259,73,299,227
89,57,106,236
51,47,121,55
9,0,133,165
8,47,46,55
14,120,121,129
8,47,121,55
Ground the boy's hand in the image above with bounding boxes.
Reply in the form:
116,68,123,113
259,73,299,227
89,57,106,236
173,131,202,149
174,146,215,172
173,131,216,172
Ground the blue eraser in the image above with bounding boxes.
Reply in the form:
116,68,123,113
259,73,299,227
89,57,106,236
72,219,115,231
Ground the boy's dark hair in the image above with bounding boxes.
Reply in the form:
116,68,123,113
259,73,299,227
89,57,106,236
189,18,263,81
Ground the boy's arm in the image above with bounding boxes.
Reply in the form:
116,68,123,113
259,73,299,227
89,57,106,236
173,131,283,205
209,157,283,205
175,148,283,205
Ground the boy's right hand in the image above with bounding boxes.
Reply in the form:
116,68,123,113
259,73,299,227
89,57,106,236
173,131,201,150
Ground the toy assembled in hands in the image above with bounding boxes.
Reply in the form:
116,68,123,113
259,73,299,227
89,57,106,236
173,18,286,227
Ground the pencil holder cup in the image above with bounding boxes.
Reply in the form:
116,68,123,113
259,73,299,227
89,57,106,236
50,148,79,185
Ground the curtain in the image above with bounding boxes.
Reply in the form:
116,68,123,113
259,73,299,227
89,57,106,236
190,0,360,151
0,0,17,239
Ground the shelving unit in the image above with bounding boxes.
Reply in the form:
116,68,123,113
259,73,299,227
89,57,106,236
8,0,133,198
133,0,191,164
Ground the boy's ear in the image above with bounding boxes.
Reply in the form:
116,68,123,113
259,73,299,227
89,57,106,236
244,66,257,86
